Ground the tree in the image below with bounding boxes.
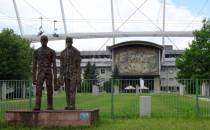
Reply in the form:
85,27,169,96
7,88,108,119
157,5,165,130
90,63,99,83
111,65,120,86
83,61,92,79
112,65,120,79
0,29,32,80
103,65,120,92
176,19,210,79
83,62,98,81
81,62,99,92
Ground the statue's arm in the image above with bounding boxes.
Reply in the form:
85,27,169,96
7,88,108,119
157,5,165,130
59,52,64,84
32,50,37,85
77,51,81,85
52,50,57,84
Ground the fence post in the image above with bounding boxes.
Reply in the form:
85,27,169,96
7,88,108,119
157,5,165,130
154,77,160,93
1,82,7,100
195,79,199,116
23,82,26,99
140,96,151,117
29,80,32,110
111,79,114,119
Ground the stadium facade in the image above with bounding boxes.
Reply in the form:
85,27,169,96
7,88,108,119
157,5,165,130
56,40,184,92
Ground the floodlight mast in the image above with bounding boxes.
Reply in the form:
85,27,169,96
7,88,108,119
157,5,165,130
162,0,166,47
13,0,23,36
111,0,115,45
60,0,68,36
162,0,166,63
110,0,115,83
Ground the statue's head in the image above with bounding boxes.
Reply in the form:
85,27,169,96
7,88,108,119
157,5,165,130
66,37,73,48
40,35,48,47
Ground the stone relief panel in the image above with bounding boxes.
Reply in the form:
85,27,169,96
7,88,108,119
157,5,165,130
114,45,160,76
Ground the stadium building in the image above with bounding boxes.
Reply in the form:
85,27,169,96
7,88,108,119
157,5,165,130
56,41,184,92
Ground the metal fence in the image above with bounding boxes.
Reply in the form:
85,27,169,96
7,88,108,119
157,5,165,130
0,80,33,120
1,79,210,120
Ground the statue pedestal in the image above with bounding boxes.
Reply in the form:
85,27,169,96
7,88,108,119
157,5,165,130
5,109,99,127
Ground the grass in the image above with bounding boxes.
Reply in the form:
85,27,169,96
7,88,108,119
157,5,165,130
1,92,210,129
1,117,210,130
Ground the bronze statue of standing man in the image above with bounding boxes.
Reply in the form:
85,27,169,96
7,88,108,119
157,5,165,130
32,35,57,110
60,37,81,110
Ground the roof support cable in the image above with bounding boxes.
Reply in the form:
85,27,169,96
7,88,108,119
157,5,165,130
37,17,44,36
52,20,59,37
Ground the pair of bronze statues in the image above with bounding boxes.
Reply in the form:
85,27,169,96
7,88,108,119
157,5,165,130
32,35,80,110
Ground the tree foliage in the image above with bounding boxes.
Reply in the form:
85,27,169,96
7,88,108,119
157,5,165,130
83,61,92,79
176,19,210,79
90,63,98,80
111,65,120,86
80,62,99,92
83,61,98,84
83,61,98,80
112,65,119,79
0,29,32,80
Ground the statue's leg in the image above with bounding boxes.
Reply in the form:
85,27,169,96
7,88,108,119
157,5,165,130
64,78,70,109
34,73,44,110
69,79,76,110
46,73,53,110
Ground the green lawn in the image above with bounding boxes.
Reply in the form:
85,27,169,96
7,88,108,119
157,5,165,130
1,117,210,130
1,92,210,129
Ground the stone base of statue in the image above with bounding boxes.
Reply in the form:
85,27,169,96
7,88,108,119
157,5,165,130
5,109,99,127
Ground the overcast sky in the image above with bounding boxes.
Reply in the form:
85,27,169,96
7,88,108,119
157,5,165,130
0,0,210,52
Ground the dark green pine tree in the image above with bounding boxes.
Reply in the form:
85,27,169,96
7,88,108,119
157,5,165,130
112,65,120,79
83,61,92,79
112,65,120,86
90,63,99,85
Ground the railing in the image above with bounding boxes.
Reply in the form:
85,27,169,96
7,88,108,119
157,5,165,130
0,80,32,100
1,79,210,120
0,80,33,120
